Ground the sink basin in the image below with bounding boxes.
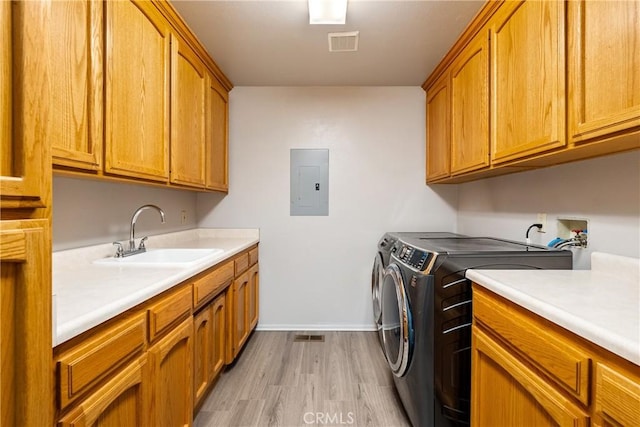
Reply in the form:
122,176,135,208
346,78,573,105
93,248,224,267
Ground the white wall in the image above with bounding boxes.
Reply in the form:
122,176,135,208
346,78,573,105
197,87,458,330
53,176,198,251
457,150,640,269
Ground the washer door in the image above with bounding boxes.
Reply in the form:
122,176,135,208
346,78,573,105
381,263,413,377
371,253,384,327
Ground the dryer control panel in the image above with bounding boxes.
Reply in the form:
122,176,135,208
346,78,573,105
398,245,431,271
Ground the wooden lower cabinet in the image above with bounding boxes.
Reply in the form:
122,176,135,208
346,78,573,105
193,292,226,410
472,284,640,426
226,248,259,363
593,362,640,427
248,263,259,331
472,327,589,426
58,354,150,427
229,270,250,361
54,246,259,425
148,317,193,427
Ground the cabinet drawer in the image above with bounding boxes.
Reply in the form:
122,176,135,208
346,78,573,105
148,285,192,343
57,313,146,410
249,246,258,266
595,362,640,426
193,260,234,308
473,286,591,405
234,252,249,275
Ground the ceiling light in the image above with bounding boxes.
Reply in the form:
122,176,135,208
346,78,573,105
308,0,348,25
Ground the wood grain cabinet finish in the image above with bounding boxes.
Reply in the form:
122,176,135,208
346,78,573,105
1,1,50,209
227,247,259,362
210,293,227,382
248,263,259,331
56,313,147,411
594,362,640,427
472,327,590,427
229,270,251,362
193,304,213,409
474,288,591,405
567,0,640,144
205,73,229,192
50,0,103,172
426,72,451,182
489,0,566,164
104,0,170,182
450,29,490,175
472,284,640,426
193,260,234,309
148,317,193,427
147,284,192,343
0,220,52,427
57,354,150,427
170,34,206,188
1,3,52,425
193,292,226,411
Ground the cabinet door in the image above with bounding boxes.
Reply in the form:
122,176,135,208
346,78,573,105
57,355,150,427
490,0,566,164
104,0,170,182
1,220,51,427
230,271,250,360
1,1,49,208
568,1,640,143
450,30,489,175
171,35,206,187
210,293,226,382
593,363,640,427
149,317,193,427
248,263,259,331
471,326,589,427
205,74,229,192
50,0,103,171
426,72,451,182
193,305,212,409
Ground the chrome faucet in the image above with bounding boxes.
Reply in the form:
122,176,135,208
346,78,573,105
113,204,166,257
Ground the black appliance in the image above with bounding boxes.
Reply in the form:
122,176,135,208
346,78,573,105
378,235,573,427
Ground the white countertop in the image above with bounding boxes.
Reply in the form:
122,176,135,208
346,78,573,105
52,228,259,347
467,252,640,366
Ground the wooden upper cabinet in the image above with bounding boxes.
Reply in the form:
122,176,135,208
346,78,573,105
426,72,451,182
171,35,206,188
104,0,170,182
568,1,640,143
206,74,229,192
450,30,489,175
490,0,566,164
1,1,49,208
50,0,103,172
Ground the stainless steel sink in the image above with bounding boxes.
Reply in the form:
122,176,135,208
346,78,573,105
93,248,224,267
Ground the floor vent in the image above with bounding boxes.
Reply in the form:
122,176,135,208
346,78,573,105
328,31,359,52
293,334,325,342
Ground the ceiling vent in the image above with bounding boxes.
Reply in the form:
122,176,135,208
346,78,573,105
328,31,359,52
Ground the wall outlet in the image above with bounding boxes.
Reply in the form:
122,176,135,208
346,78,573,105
536,213,547,232
180,210,187,225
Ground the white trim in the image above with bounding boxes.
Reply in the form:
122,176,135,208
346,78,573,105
256,324,377,332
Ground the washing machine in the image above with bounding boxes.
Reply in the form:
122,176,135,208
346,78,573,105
379,235,573,427
372,233,461,350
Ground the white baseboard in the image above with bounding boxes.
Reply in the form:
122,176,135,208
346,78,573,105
255,323,377,332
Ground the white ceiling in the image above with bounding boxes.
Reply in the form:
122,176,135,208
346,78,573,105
171,0,484,87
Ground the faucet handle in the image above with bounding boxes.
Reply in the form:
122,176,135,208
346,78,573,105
113,242,125,257
139,236,148,250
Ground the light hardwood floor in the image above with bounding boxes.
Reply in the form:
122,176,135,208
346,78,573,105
194,331,411,427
